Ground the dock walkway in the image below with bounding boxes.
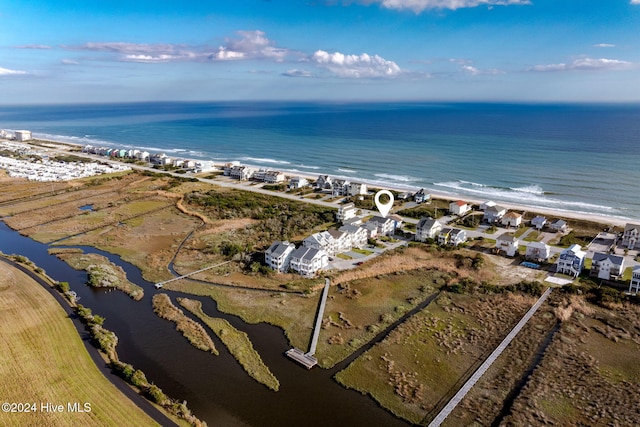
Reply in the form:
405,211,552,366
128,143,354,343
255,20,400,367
154,261,231,288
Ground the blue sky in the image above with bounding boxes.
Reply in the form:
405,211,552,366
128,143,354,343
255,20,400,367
2,0,640,103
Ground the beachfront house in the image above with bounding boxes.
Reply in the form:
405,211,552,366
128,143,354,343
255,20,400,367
414,189,430,204
336,202,357,223
332,179,350,196
368,216,396,236
501,211,523,228
449,228,467,247
483,205,507,224
289,176,309,189
628,266,640,295
437,228,453,246
315,175,332,190
339,224,368,248
327,229,352,253
480,201,496,210
389,214,404,231
550,219,568,233
556,244,586,278
348,182,368,196
362,221,379,239
525,241,551,263
264,170,285,184
415,217,442,242
531,215,547,230
265,241,295,273
495,233,520,257
229,165,255,181
622,223,640,249
590,253,625,280
14,130,32,142
303,231,337,256
449,200,470,216
289,247,328,277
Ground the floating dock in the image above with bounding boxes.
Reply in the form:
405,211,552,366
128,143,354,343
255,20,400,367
285,348,318,369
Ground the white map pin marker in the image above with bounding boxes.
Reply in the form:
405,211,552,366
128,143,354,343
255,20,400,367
374,190,394,218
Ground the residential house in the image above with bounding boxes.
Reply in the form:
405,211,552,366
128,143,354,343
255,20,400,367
389,214,404,231
348,182,368,196
449,228,467,246
622,223,640,249
496,233,520,257
525,241,551,262
252,169,267,181
414,189,430,204
327,229,351,253
415,217,442,242
483,205,507,224
14,130,32,142
438,228,453,246
331,179,350,196
289,247,328,277
229,165,255,181
480,201,496,210
449,200,470,216
556,244,586,278
303,231,337,256
315,175,332,190
628,266,640,295
367,216,396,236
590,253,625,280
501,211,523,228
288,176,309,189
264,170,285,183
362,221,379,239
339,224,368,248
397,191,412,201
183,160,196,169
550,219,568,233
531,215,547,230
336,202,357,223
265,241,295,273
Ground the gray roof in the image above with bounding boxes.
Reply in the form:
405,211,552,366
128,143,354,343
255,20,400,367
327,229,346,239
497,233,517,243
266,241,293,257
624,223,640,232
369,215,393,224
592,252,624,266
339,224,362,234
291,246,321,262
417,217,439,229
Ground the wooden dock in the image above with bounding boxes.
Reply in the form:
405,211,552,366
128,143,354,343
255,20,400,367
285,348,318,369
154,260,231,289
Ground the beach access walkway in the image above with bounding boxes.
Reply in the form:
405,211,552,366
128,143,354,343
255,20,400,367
285,277,331,369
426,286,553,427
154,260,231,288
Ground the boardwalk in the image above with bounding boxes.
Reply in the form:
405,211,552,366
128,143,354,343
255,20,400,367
427,287,553,427
285,277,331,369
154,260,231,288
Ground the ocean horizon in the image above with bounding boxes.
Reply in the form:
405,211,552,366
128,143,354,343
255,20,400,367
1,101,639,221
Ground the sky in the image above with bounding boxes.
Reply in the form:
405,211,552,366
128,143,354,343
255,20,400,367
2,0,640,104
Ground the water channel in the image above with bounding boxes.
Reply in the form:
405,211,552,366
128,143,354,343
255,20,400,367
0,221,410,427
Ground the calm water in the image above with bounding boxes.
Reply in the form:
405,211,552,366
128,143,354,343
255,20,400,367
1,102,639,220
0,222,409,427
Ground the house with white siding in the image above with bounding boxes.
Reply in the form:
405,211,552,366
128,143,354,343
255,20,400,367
628,266,640,295
303,231,337,256
414,189,430,204
416,217,442,242
332,179,350,196
483,205,506,224
449,229,467,247
327,229,351,253
338,224,368,248
289,176,309,189
348,182,368,196
449,200,470,216
264,170,285,183
367,216,395,236
438,228,453,246
362,221,379,239
501,211,523,228
556,244,586,278
289,247,328,277
265,241,295,273
525,241,551,262
496,233,520,257
622,223,640,249
230,165,255,181
336,202,357,223
315,175,332,190
590,253,625,280
550,219,568,233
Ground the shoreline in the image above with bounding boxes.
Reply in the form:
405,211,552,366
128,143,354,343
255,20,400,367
7,136,633,228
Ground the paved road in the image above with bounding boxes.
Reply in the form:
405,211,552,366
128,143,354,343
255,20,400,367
0,256,178,427
427,287,553,427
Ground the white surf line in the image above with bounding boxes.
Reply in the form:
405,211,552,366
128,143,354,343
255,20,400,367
428,286,553,427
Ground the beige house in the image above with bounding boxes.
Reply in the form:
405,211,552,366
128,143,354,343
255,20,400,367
501,211,523,228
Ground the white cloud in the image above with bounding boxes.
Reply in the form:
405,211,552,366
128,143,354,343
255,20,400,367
593,43,615,48
214,30,289,61
311,50,401,78
365,0,530,12
529,57,633,72
60,59,79,65
631,0,640,5
15,44,51,49
282,69,314,77
0,67,27,76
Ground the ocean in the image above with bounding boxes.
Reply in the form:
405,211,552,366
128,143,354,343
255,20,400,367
1,101,639,221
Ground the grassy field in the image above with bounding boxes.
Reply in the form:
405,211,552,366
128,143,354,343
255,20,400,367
178,298,280,391
0,261,158,427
